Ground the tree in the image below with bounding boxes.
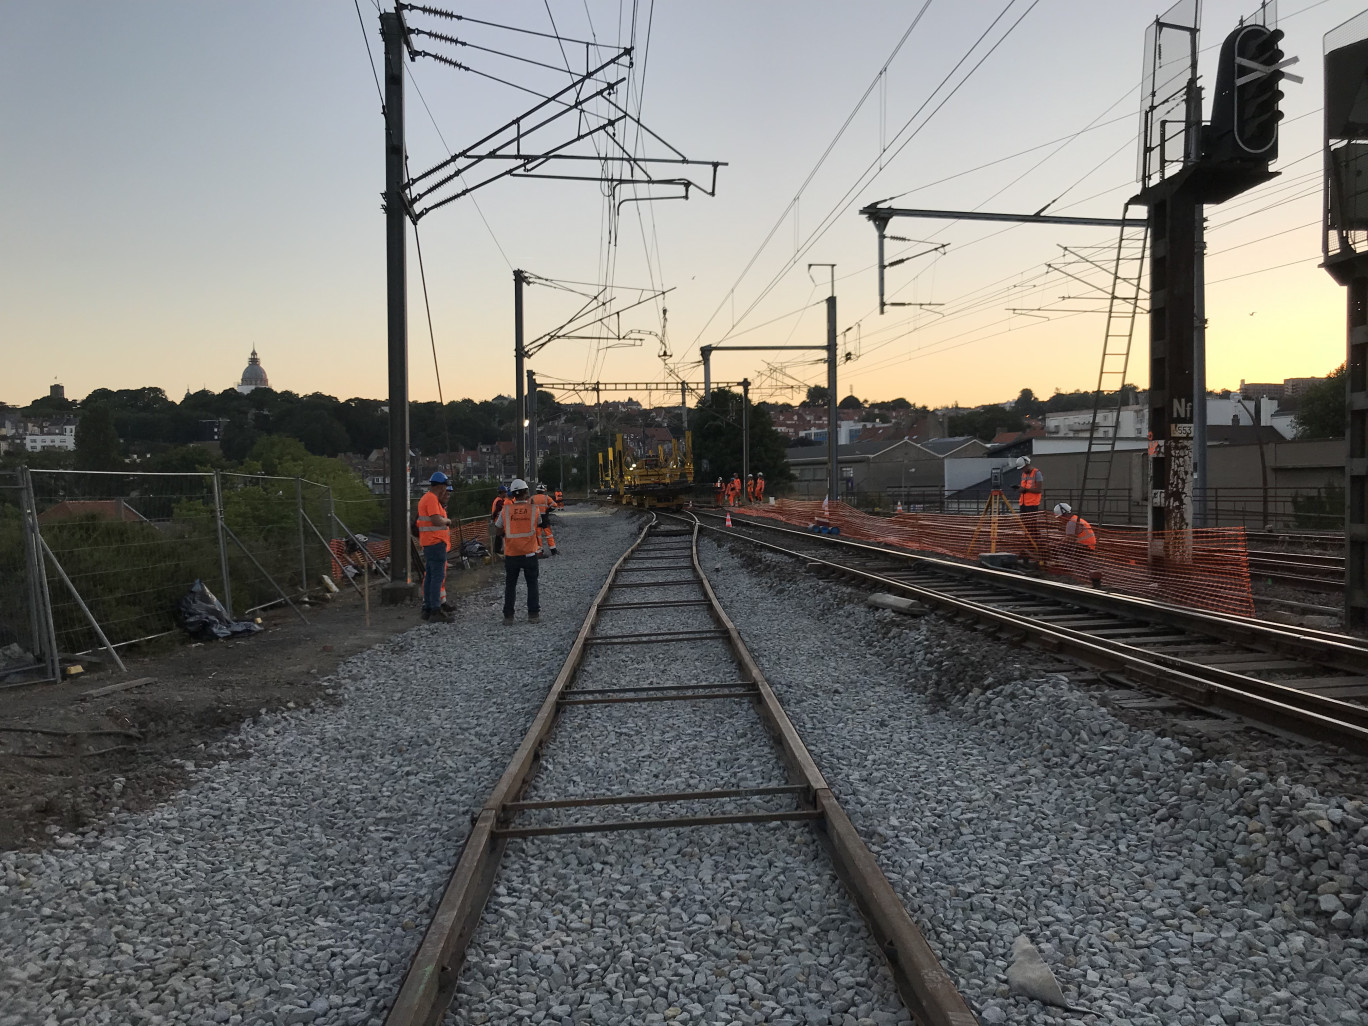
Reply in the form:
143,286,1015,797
1014,387,1044,418
1294,365,1347,439
74,405,123,471
803,385,829,407
692,389,790,484
947,405,1025,442
837,394,863,410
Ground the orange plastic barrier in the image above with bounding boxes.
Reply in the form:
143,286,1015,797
328,537,392,580
740,499,1255,617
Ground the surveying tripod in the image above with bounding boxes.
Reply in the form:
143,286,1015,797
966,467,1041,558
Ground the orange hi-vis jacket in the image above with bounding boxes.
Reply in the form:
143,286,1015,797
532,492,557,549
416,491,450,547
1063,513,1097,551
727,477,741,498
497,498,541,557
1019,466,1044,508
491,494,507,517
754,477,765,501
746,478,756,501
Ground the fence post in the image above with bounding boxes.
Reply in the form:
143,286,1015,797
211,471,233,617
327,486,339,547
19,467,60,681
296,476,308,598
36,533,127,673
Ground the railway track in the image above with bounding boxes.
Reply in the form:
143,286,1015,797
384,515,976,1026
686,508,1368,756
1247,548,1346,592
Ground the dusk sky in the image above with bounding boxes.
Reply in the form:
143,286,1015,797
2,0,1361,410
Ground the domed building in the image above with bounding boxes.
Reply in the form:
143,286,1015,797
235,348,270,394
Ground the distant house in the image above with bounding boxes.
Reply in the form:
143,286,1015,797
38,499,148,526
784,436,987,501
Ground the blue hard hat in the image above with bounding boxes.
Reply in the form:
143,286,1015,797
497,484,509,494
429,472,451,486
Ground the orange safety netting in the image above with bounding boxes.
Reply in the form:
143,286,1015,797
735,499,1255,617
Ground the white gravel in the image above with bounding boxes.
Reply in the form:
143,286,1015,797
0,509,641,1026
701,535,1368,1026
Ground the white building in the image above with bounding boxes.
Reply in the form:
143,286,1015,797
24,418,77,451
1040,393,1294,454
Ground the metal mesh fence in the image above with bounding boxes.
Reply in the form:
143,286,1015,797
0,470,57,683
28,470,221,657
1,469,396,669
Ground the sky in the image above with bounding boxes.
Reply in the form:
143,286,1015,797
1,0,1363,412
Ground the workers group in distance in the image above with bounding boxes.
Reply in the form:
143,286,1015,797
715,471,767,507
1007,452,1103,588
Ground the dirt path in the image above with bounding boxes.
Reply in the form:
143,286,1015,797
0,564,495,850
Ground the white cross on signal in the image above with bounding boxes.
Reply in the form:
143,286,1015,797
1236,54,1303,87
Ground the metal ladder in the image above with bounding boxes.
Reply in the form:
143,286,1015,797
1079,202,1148,519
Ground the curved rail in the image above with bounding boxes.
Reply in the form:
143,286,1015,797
685,509,1368,756
385,513,978,1026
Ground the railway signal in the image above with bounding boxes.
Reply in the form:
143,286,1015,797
1206,24,1301,163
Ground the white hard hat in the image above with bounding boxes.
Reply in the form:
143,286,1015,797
536,484,547,492
1014,456,1031,469
1053,502,1072,516
510,478,529,493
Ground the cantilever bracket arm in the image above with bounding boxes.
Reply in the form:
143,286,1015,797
859,204,1145,228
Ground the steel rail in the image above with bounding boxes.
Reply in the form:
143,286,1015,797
384,515,978,1026
699,510,1368,669
682,511,1368,756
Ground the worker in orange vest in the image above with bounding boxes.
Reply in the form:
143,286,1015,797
533,484,559,556
727,473,742,507
746,474,756,503
493,479,543,622
553,489,564,509
488,484,509,557
754,471,765,503
416,472,453,622
714,477,726,506
1015,455,1044,547
1053,502,1102,588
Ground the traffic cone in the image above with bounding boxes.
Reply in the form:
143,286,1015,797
725,512,733,527
895,500,903,514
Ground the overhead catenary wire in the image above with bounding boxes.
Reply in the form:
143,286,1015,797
700,0,1044,356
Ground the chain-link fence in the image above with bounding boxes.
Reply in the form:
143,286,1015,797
0,469,391,682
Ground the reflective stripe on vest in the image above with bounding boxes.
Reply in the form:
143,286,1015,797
500,500,539,557
1020,468,1042,506
1069,515,1097,550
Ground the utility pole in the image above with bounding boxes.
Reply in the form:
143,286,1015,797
514,269,527,481
380,10,416,603
741,379,750,500
702,346,712,398
527,369,538,483
810,263,839,504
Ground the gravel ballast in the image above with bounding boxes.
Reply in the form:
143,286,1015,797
701,535,1368,1026
445,526,912,1025
0,509,640,1026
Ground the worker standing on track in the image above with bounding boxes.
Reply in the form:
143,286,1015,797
714,477,726,506
754,471,765,503
1052,502,1102,588
493,479,542,623
554,488,564,509
1015,456,1044,547
727,473,742,507
416,472,454,623
746,474,756,503
533,484,559,557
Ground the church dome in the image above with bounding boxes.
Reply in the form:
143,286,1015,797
236,348,270,393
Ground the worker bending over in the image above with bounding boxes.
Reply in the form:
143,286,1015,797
754,471,765,503
493,479,543,622
1052,502,1101,588
416,472,453,622
533,484,559,556
727,473,742,507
